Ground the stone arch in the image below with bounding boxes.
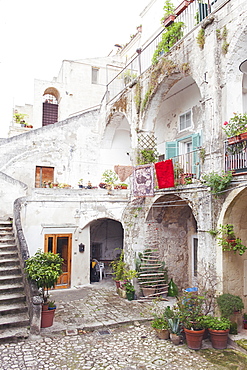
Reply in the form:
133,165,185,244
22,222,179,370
217,186,247,307
99,111,132,176
144,194,198,290
42,87,60,126
84,217,124,283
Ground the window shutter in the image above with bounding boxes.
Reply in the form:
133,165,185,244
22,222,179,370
192,133,201,177
166,141,178,160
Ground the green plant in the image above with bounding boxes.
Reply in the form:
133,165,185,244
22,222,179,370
48,300,56,308
206,316,231,331
167,317,182,335
243,313,247,321
137,148,158,165
223,113,247,137
78,179,83,185
122,69,137,86
161,0,175,22
102,170,118,185
207,229,218,237
217,293,244,319
230,322,238,335
110,250,126,281
197,28,205,50
13,112,28,124
217,224,246,255
151,316,169,330
25,249,63,303
152,22,184,64
176,291,205,330
202,171,233,195
123,281,135,294
199,147,206,164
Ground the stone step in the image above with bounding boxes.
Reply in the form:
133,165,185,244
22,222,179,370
0,292,26,305
0,251,18,260
0,275,24,285
0,284,25,295
0,312,29,330
0,266,21,276
0,244,17,252
0,238,15,245
0,327,29,343
0,302,28,316
0,258,20,267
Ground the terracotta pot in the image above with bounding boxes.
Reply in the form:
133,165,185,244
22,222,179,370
240,132,247,141
42,303,49,311
163,14,176,27
227,135,241,144
209,329,229,349
243,321,247,329
184,328,205,350
142,287,156,297
170,333,180,345
155,328,170,340
41,309,55,328
174,0,190,16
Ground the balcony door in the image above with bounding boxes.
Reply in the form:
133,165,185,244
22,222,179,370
44,234,72,289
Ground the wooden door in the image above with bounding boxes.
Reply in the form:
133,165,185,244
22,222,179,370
44,234,72,289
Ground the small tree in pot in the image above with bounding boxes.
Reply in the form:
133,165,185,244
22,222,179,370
25,249,63,328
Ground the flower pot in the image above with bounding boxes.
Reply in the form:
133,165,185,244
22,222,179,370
243,321,247,329
163,14,176,27
155,328,170,340
209,329,229,349
126,291,135,301
184,328,205,350
227,135,241,144
240,132,247,141
41,309,56,328
42,303,49,311
174,0,190,16
142,287,156,297
170,333,180,345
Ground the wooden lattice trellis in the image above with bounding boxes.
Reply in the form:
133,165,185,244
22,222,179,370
137,134,158,165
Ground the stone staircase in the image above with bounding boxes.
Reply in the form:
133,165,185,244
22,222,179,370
0,219,29,342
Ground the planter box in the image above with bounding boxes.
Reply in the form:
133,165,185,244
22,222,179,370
240,132,247,141
228,135,241,144
163,15,176,27
174,1,190,16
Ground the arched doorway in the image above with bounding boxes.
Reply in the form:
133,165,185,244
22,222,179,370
145,194,197,290
90,218,123,283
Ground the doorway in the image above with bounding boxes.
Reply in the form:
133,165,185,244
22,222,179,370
44,234,72,289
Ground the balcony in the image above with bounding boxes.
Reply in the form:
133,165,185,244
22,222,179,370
171,148,201,184
103,0,216,105
225,140,247,175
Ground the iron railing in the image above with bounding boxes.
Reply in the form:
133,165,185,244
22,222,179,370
172,148,201,183
103,0,207,105
225,140,247,173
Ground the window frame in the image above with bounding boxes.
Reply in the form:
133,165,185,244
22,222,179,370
92,67,99,84
179,110,192,132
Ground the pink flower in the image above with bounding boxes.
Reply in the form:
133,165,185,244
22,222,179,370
223,121,228,125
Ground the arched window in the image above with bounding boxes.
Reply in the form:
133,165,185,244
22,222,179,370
42,87,59,126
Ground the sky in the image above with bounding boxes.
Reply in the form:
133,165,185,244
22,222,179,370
0,0,148,137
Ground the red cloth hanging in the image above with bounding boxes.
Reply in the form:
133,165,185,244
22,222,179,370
155,160,175,189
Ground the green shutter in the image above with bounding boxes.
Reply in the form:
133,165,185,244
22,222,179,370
166,141,178,159
192,133,201,177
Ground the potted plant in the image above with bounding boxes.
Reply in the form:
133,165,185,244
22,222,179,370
78,179,83,188
101,169,118,190
151,315,170,339
25,249,63,328
161,0,176,27
243,313,247,329
217,224,246,255
123,281,135,301
176,291,205,350
120,183,128,189
207,316,231,349
167,317,182,345
222,113,247,144
110,250,127,288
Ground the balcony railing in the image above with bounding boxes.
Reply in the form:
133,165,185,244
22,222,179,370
103,0,210,105
172,148,201,184
225,140,247,174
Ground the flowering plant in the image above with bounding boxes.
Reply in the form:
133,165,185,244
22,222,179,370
223,113,247,137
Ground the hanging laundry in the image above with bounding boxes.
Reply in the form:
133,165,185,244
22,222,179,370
114,165,134,182
132,164,154,197
155,160,175,189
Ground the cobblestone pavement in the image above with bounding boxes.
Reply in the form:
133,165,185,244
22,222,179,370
0,323,220,370
0,279,245,369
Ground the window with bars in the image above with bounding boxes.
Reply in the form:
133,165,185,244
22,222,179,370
42,94,58,126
